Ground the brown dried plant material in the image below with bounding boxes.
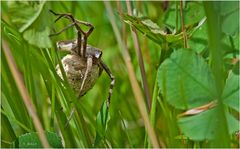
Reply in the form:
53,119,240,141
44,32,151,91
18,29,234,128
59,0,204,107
178,100,217,118
231,58,239,65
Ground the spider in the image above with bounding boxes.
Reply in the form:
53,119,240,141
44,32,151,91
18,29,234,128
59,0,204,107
49,10,115,124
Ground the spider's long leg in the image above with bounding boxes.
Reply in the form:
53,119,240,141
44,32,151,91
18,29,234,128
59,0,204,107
50,10,85,56
77,31,82,56
50,10,83,35
49,22,75,37
49,10,95,58
49,10,75,22
75,21,94,57
99,60,115,108
75,20,94,36
50,10,94,37
78,56,93,99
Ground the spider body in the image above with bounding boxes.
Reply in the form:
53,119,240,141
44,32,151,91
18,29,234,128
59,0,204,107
56,39,103,96
50,10,115,107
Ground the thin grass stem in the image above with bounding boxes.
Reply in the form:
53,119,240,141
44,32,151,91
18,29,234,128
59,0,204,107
180,1,188,48
126,0,152,111
2,40,50,148
104,2,160,148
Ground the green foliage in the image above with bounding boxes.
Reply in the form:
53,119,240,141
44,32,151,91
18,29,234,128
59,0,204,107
94,101,110,147
122,12,206,47
123,13,183,45
13,131,63,148
220,1,239,36
223,72,240,112
164,2,205,29
157,48,239,141
1,1,239,148
7,1,52,48
157,49,217,110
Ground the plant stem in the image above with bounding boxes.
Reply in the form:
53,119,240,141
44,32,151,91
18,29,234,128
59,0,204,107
126,0,152,111
175,1,179,33
104,2,160,148
148,79,166,148
116,1,128,46
2,40,50,148
203,2,230,147
180,0,188,48
228,36,236,58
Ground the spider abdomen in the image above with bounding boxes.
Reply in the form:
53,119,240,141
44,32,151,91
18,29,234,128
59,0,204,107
56,54,100,96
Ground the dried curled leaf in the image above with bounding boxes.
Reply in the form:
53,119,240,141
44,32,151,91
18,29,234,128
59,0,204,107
178,100,217,117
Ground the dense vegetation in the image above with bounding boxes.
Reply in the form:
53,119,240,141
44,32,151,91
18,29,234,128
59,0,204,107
1,1,239,148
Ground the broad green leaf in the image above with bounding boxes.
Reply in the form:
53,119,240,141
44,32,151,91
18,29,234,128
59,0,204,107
169,55,239,141
7,1,52,48
222,71,240,112
188,22,208,53
175,2,239,143
13,131,63,148
22,3,52,48
23,27,51,48
7,1,44,32
221,10,239,36
178,107,239,141
178,108,218,140
157,49,217,110
225,112,239,134
220,1,239,35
